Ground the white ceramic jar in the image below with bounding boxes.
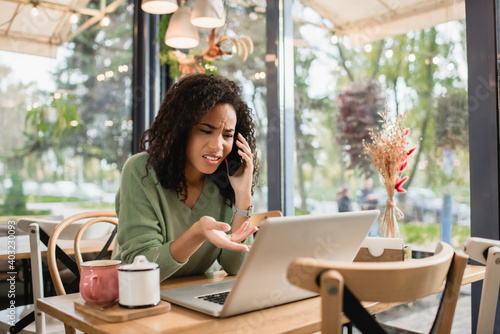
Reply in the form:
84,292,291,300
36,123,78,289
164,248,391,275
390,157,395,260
118,255,160,308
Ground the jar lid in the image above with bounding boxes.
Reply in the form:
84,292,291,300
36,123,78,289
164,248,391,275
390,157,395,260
81,259,121,267
118,255,158,271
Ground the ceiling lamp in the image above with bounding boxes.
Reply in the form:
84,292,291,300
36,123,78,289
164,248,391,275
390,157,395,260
31,0,39,16
165,5,199,49
141,0,178,15
101,16,110,26
70,12,78,24
190,0,225,28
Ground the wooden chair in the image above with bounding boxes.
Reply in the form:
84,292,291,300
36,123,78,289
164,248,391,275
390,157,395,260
47,211,118,296
0,219,66,334
46,211,117,334
463,237,500,333
287,241,468,333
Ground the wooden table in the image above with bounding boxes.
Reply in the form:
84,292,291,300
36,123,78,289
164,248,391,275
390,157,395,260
37,265,486,334
0,234,114,261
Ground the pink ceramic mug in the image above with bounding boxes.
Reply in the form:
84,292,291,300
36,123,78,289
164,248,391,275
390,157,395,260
79,260,121,303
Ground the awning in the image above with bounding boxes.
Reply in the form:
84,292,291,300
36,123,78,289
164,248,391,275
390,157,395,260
0,0,467,58
0,0,126,58
301,0,465,44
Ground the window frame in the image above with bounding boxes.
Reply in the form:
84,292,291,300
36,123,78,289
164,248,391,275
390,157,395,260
465,0,500,332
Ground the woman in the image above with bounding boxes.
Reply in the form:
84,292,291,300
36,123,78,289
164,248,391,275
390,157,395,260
115,74,259,281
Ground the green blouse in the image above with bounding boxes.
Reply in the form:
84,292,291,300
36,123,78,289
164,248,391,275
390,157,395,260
115,152,253,281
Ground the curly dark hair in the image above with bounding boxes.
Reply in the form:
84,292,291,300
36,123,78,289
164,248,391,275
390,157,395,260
139,73,259,204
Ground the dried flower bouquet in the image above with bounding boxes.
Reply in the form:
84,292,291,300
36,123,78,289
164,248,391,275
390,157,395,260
363,110,416,238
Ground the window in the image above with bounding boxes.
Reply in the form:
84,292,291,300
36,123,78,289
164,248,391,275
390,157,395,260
289,0,471,330
212,3,268,212
0,4,133,226
291,0,470,247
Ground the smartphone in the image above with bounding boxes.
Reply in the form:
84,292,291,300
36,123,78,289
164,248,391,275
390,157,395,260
226,134,243,176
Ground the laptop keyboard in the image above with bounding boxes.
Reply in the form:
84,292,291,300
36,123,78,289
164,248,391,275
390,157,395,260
197,291,230,305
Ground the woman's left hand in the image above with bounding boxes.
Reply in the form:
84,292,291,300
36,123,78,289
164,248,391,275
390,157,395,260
227,133,253,199
202,219,258,252
229,221,258,244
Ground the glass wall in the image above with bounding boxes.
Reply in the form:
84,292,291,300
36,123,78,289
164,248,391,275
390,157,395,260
291,0,470,247
0,3,133,222
221,3,269,212
290,1,470,330
218,2,268,212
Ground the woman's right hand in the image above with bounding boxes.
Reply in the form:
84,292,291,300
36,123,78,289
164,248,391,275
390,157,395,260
196,216,256,252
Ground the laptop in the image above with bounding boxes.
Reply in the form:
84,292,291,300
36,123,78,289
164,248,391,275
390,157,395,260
160,210,380,317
